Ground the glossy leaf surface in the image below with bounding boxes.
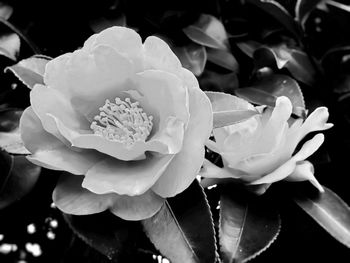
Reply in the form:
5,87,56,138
220,187,281,263
142,180,217,263
294,186,350,248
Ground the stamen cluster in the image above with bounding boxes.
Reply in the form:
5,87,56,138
91,97,153,147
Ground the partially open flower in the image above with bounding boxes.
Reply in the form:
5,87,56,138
203,95,332,193
20,26,213,220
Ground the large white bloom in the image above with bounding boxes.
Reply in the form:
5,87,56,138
20,26,213,220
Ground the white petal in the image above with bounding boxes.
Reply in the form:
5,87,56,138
83,154,174,196
143,36,182,75
151,86,213,197
30,85,90,145
286,161,324,192
53,174,113,215
44,45,135,120
110,190,164,221
20,107,102,175
250,133,325,185
200,159,241,179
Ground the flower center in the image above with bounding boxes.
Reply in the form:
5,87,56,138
90,97,153,147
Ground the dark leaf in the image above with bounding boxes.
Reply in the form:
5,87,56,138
0,151,41,209
174,43,207,76
254,45,316,85
183,14,229,50
0,2,13,20
220,187,281,263
142,180,217,263
295,0,329,28
0,108,22,132
236,41,262,58
5,55,51,89
199,70,239,93
245,0,301,39
294,185,350,248
207,48,239,72
235,74,306,117
326,1,350,13
0,109,29,154
64,211,144,262
0,33,20,60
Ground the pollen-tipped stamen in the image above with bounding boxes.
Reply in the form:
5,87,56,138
90,97,153,148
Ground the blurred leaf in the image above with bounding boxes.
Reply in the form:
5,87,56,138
199,70,239,93
236,41,262,58
64,211,143,262
5,55,51,89
183,14,229,50
294,186,350,248
142,180,217,263
0,109,29,154
326,1,350,12
295,0,328,28
205,92,258,128
0,17,40,54
0,108,21,132
174,43,207,76
0,2,13,20
0,33,20,60
0,151,41,209
220,187,281,263
207,48,239,72
245,0,301,39
254,45,316,85
236,74,306,117
90,15,127,33
321,45,350,64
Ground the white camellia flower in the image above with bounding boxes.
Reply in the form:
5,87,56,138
19,26,213,220
202,94,332,193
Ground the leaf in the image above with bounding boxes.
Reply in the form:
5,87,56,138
5,55,51,89
174,43,207,76
205,92,258,128
183,14,229,50
0,151,41,209
0,109,30,154
0,108,22,132
64,211,144,262
220,187,281,263
295,0,328,28
235,74,306,117
236,41,262,58
0,17,40,54
207,48,239,72
142,180,217,263
245,0,301,39
254,45,316,85
0,2,13,20
326,1,350,13
199,70,239,93
294,185,350,248
0,33,20,60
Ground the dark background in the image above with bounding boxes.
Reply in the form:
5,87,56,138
0,0,350,262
